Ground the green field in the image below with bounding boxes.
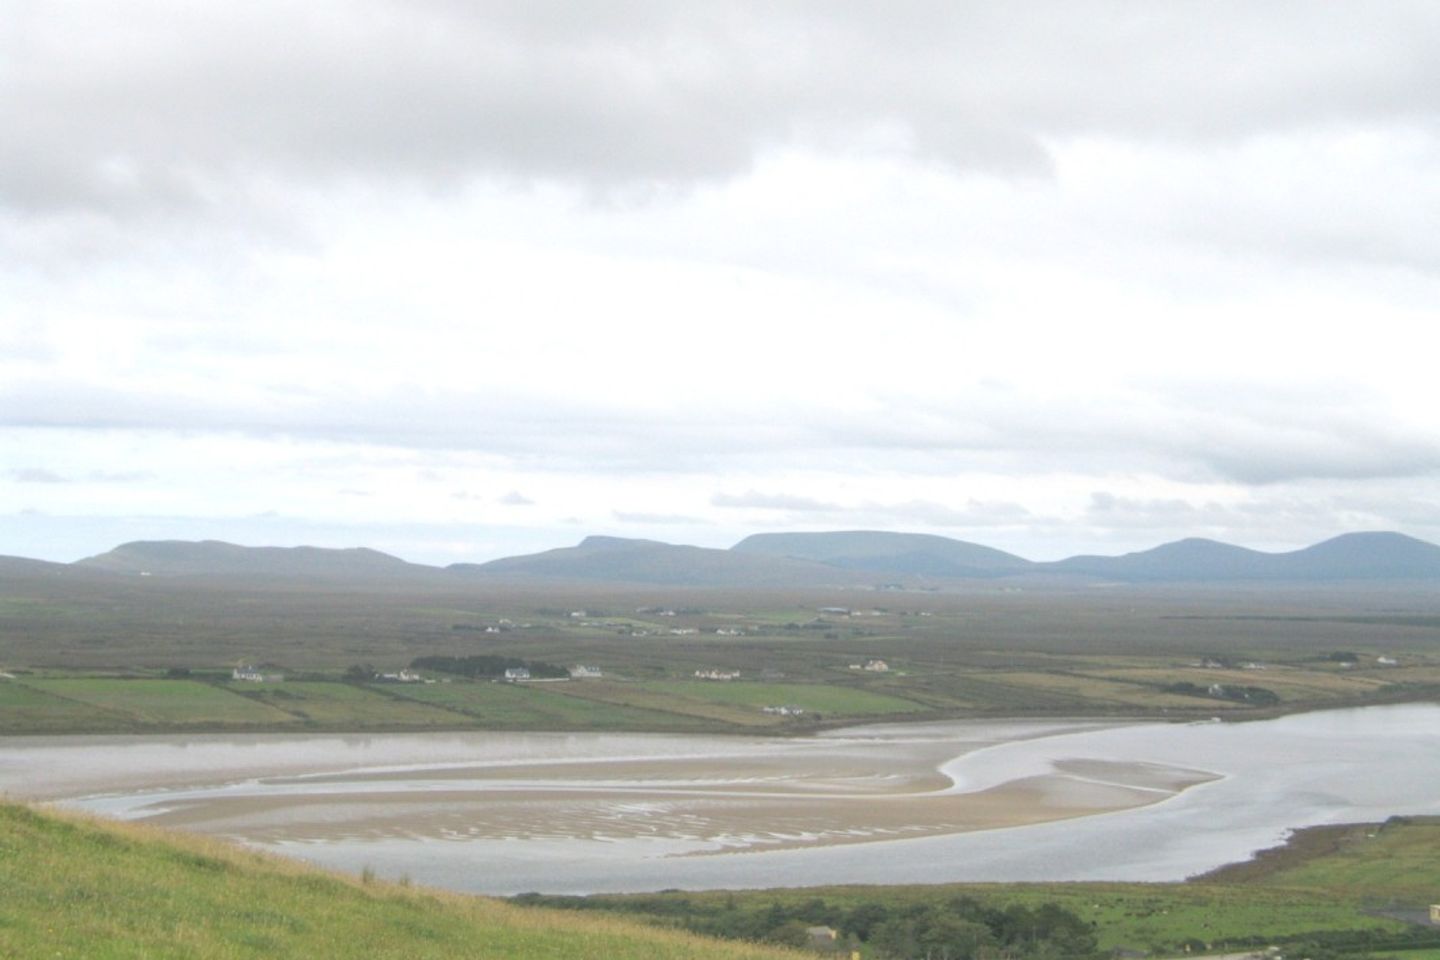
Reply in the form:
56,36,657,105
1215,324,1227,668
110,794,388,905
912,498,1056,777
0,680,124,732
637,680,928,717
0,801,800,960
22,678,298,728
1214,816,1440,899
224,681,473,729
383,679,716,730
4,569,1440,735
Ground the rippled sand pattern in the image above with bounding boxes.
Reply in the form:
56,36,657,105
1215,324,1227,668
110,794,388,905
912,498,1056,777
77,726,1216,856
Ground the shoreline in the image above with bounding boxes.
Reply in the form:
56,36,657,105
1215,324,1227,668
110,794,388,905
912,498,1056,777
5,703,1439,896
5,716,1216,862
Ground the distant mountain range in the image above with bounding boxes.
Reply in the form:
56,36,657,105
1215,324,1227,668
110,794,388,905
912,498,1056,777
449,535,877,587
72,539,428,580
29,529,1440,586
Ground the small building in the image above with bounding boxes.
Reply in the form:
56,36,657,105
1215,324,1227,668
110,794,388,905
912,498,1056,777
569,665,603,679
806,926,838,946
504,667,531,681
714,627,745,636
1377,656,1399,666
232,665,283,682
862,659,889,672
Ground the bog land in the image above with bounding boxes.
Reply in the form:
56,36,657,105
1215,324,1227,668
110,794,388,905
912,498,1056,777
3,569,1440,734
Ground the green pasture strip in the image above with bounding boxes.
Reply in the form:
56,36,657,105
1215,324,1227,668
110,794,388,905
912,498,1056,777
380,680,714,731
1231,817,1440,899
22,678,298,727
570,881,1417,957
0,680,130,733
540,680,780,727
1078,666,1390,702
636,680,929,716
226,681,478,728
979,671,1244,711
0,802,801,960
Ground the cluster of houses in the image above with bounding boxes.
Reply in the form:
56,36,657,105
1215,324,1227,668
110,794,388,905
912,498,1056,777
847,659,889,672
231,664,283,683
694,669,741,681
761,704,805,717
373,669,427,683
502,665,605,682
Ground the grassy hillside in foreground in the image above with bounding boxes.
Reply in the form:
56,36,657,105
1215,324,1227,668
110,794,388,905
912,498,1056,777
0,802,801,960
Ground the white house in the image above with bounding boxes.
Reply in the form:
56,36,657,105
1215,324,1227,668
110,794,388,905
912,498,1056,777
232,664,282,682
504,667,531,681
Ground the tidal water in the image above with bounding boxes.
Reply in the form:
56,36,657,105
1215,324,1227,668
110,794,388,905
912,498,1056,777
3,703,1437,894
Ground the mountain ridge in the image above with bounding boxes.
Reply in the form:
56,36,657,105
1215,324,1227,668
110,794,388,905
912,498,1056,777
27,530,1440,586
75,539,436,580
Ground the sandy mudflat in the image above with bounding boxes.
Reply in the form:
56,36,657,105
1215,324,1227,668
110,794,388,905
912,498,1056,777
5,721,1216,856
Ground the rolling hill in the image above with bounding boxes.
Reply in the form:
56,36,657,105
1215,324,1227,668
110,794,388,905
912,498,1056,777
29,530,1440,587
0,801,797,960
75,540,435,580
448,535,876,587
1045,532,1440,582
733,530,1033,577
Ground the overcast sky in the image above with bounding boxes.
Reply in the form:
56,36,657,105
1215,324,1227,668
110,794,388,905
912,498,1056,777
4,1,1440,565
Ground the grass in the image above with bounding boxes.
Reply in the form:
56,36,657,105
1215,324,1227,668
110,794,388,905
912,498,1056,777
1221,816,1440,899
561,878,1425,957
21,678,298,728
0,680,125,732
4,570,1440,734
636,680,929,717
226,682,474,729
0,801,803,960
548,817,1440,957
382,680,714,730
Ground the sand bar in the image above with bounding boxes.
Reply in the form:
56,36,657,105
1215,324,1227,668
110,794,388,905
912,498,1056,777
2,719,1214,857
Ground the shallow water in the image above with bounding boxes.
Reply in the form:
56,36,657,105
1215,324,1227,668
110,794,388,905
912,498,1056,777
3,703,1438,894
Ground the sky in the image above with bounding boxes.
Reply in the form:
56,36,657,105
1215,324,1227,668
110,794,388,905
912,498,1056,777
4,1,1440,565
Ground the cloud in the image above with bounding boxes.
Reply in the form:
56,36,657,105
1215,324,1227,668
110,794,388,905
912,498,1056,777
499,490,534,505
86,470,153,484
612,510,709,526
711,490,839,511
9,467,67,483
856,498,1032,528
8,2,1440,223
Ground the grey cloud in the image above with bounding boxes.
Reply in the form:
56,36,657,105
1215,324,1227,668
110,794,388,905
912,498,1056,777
500,490,535,506
7,2,1440,219
7,374,1440,490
